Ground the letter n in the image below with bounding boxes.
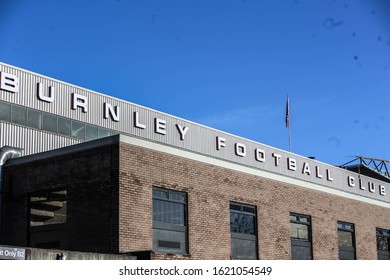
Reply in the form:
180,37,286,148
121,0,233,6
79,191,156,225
104,103,120,122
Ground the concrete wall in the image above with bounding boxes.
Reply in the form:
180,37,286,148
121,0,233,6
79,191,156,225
0,245,135,260
27,247,136,260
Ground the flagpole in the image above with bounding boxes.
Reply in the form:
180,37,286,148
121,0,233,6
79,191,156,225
286,95,291,152
288,121,291,152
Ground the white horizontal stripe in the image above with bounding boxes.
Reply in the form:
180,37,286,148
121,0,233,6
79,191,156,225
119,134,390,209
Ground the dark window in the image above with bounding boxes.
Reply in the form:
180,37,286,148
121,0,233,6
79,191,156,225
58,117,71,137
230,202,257,260
0,101,11,122
338,221,356,260
27,109,42,129
11,104,27,126
290,213,312,260
98,127,111,138
71,120,85,140
42,112,57,133
377,228,390,260
85,124,98,141
0,100,123,141
152,187,187,254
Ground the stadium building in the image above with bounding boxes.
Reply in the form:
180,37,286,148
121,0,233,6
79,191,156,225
0,62,390,260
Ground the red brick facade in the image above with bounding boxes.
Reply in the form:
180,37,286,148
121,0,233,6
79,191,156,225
2,136,390,259
118,141,390,260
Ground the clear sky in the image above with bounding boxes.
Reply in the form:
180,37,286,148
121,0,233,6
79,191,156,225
1,0,389,166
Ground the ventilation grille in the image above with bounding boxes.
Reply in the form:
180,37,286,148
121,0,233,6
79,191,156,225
158,240,180,249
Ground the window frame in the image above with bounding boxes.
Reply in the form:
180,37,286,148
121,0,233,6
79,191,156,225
11,104,27,126
290,212,313,260
0,100,117,141
0,100,11,122
27,108,42,130
337,221,356,260
152,187,188,254
229,201,258,260
376,228,390,260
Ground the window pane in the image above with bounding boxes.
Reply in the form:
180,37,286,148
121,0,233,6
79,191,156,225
153,197,185,226
0,101,11,121
86,124,98,141
338,222,353,231
299,217,309,223
71,120,85,140
98,127,111,138
153,188,168,199
42,113,57,133
153,228,186,254
163,200,169,223
290,214,298,222
230,212,255,235
344,224,353,231
338,231,353,247
243,206,255,214
230,204,241,211
290,223,309,241
153,200,163,223
11,105,27,126
58,117,71,136
377,236,389,252
170,191,186,202
378,229,390,237
231,237,257,260
28,109,42,129
172,203,184,225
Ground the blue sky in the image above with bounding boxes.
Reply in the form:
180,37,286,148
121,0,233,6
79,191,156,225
1,0,389,165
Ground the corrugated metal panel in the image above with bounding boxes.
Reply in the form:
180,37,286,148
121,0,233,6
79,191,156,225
0,122,81,156
1,62,229,154
1,63,390,205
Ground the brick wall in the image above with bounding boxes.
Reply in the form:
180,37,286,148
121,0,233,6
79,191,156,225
118,142,390,260
3,138,390,259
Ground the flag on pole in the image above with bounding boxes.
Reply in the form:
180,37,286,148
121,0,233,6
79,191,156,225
285,96,290,128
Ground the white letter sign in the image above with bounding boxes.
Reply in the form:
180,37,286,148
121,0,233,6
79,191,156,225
176,124,189,140
134,111,146,129
0,72,19,93
216,137,226,150
37,82,55,103
104,103,120,122
235,143,246,157
154,118,166,135
71,93,88,113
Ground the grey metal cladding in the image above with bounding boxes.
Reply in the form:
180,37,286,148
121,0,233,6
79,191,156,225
0,122,81,156
1,62,389,204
